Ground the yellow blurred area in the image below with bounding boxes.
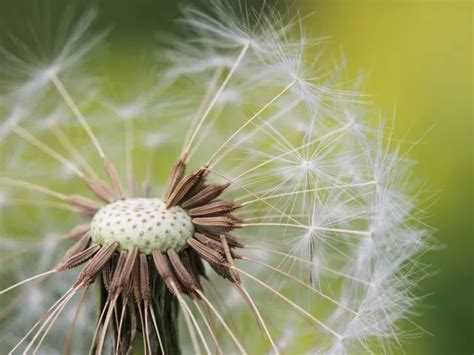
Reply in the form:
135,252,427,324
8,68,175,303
304,1,472,353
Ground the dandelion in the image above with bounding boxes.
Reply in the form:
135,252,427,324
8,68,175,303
0,2,432,354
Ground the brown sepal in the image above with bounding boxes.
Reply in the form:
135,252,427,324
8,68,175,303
166,167,207,208
116,247,138,296
180,182,230,209
164,158,186,201
200,231,244,248
66,224,91,240
187,238,233,280
193,215,243,234
104,159,124,198
167,249,201,297
181,249,203,290
84,177,116,203
62,232,91,261
66,195,102,216
57,244,100,271
75,242,118,287
152,251,182,295
188,200,240,217
139,254,150,303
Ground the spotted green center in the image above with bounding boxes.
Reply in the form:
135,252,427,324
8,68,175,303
90,198,194,254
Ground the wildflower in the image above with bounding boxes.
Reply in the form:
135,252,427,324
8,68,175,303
0,2,431,354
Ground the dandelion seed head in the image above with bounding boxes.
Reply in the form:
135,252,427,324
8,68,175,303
90,198,194,254
0,1,432,354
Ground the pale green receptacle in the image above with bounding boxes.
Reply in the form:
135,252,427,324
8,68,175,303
90,198,194,254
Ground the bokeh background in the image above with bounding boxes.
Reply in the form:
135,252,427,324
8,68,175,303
0,0,472,354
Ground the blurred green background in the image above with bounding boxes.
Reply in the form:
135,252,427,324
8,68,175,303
0,0,472,354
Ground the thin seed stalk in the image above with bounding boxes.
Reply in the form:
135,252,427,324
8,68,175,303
98,267,181,355
148,269,181,355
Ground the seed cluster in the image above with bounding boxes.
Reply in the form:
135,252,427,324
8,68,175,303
90,198,194,254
